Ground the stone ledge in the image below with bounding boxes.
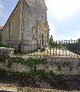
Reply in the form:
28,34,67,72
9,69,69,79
0,47,15,57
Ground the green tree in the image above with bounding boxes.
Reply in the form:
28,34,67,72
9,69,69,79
77,38,80,44
77,38,80,48
49,35,57,47
76,38,80,51
49,35,53,45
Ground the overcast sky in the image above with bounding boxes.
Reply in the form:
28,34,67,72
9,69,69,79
0,0,80,40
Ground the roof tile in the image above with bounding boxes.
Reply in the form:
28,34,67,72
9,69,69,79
0,26,3,30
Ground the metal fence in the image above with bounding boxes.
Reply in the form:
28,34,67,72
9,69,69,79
1,40,80,58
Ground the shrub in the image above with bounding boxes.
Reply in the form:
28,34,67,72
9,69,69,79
26,58,47,71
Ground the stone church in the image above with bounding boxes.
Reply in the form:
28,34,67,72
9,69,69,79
2,0,49,52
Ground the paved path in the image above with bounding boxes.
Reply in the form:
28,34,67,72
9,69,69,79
0,84,17,92
0,84,80,92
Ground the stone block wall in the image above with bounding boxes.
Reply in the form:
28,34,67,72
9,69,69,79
22,0,49,50
46,57,80,75
0,56,80,75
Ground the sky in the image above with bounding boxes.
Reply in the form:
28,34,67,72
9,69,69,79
0,0,80,40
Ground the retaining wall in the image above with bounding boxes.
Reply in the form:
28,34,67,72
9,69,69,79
0,56,80,75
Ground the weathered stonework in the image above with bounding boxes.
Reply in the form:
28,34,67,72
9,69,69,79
0,47,15,57
0,57,80,75
21,0,49,52
2,0,49,52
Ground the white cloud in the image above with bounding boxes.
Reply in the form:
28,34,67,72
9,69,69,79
45,0,80,40
45,0,80,20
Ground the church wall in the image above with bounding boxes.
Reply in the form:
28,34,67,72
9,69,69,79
0,30,2,42
22,0,49,51
2,2,21,43
10,3,21,41
1,0,49,52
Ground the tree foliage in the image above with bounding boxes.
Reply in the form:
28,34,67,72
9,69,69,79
49,35,57,47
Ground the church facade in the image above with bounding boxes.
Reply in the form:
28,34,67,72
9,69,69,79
2,0,49,52
0,26,3,42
